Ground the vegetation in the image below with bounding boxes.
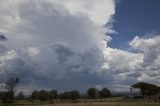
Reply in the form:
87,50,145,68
49,90,58,100
131,82,160,96
58,90,80,101
87,87,111,99
98,88,111,98
31,89,58,102
0,77,19,103
16,91,25,100
87,88,97,99
0,79,160,105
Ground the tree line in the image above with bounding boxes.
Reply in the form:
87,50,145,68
0,77,111,103
29,87,111,102
1,77,160,103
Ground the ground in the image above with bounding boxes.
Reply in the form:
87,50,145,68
1,98,160,106
38,102,160,106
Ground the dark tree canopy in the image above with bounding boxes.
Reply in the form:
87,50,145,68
87,88,97,99
31,90,38,100
16,91,25,100
37,90,50,101
0,92,13,103
49,90,58,100
31,90,59,101
58,90,80,100
131,82,160,96
69,90,80,100
98,88,111,98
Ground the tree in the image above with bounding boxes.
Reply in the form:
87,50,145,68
37,90,49,101
63,91,70,99
87,88,97,99
31,90,38,100
69,90,80,100
58,90,80,101
49,90,58,100
98,88,111,98
16,91,25,100
58,93,66,100
131,82,159,96
3,77,19,102
0,92,13,103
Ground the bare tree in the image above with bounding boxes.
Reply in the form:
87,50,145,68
5,77,19,102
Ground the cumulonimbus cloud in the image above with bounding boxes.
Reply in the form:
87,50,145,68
0,0,115,93
0,0,160,94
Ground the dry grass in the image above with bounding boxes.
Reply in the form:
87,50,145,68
39,102,160,106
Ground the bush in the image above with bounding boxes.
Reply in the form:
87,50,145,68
1,92,13,103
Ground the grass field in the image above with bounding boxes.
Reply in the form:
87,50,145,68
37,102,160,106
1,98,160,106
0,102,160,106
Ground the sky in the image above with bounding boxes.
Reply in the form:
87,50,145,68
109,0,160,49
0,0,160,94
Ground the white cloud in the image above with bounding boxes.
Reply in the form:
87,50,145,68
0,0,159,94
103,47,143,73
0,0,115,52
100,35,160,91
0,0,115,93
130,36,160,63
130,35,160,83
